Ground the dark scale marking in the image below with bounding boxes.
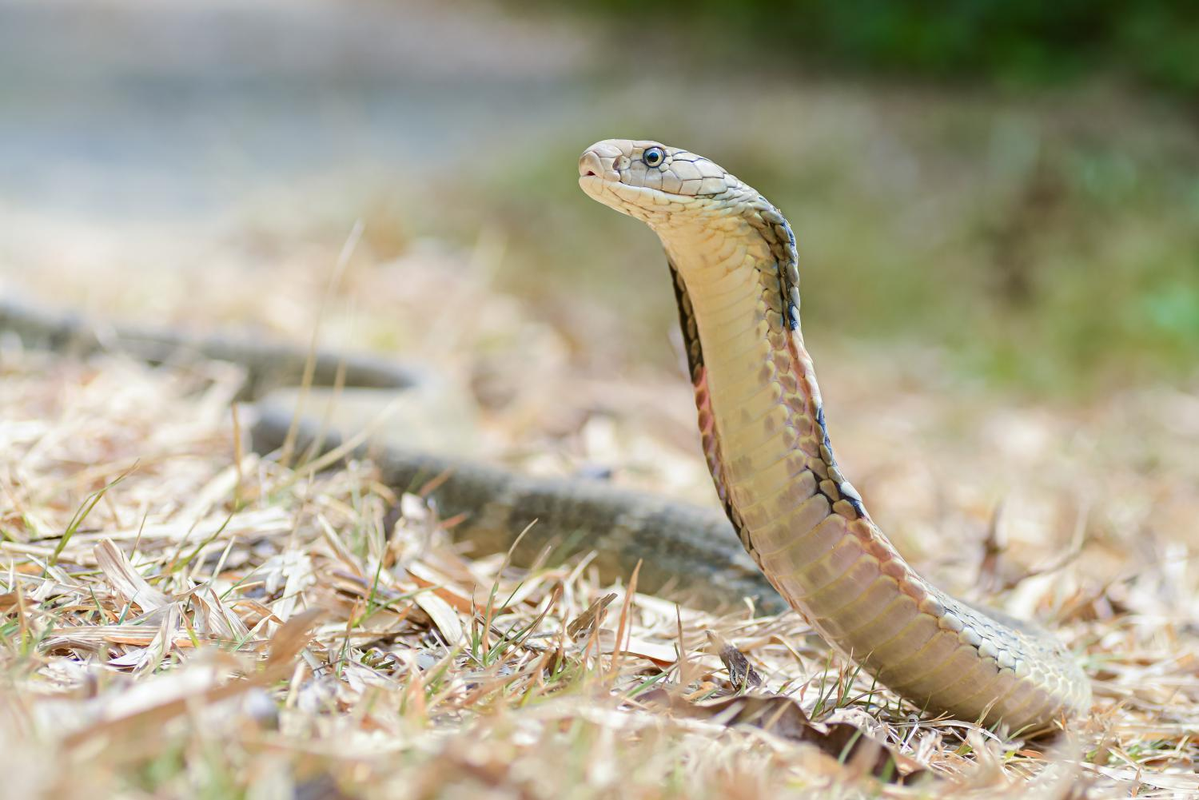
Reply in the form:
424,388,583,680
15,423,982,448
741,203,801,336
815,404,832,450
811,403,865,519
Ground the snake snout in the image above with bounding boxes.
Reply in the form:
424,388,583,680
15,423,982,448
578,150,604,179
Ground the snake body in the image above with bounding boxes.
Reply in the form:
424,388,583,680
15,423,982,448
579,139,1090,731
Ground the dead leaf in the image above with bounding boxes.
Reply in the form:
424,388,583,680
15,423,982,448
95,539,170,611
414,590,464,645
266,607,327,668
567,593,617,641
648,691,926,784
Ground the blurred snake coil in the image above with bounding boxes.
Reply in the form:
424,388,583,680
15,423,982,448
579,138,1091,732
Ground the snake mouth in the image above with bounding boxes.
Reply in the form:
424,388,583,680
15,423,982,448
580,179,667,221
578,150,607,181
577,173,606,199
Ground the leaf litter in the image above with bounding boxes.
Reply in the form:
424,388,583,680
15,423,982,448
1,249,1199,797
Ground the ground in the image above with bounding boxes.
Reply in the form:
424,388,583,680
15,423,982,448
2,248,1198,797
1,0,1197,796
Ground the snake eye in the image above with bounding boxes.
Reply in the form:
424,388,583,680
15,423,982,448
643,147,664,167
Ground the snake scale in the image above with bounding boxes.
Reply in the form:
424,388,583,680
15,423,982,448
579,138,1090,732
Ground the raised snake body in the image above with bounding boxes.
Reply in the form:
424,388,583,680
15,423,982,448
579,139,1090,732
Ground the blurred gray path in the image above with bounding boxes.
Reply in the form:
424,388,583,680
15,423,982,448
0,0,594,222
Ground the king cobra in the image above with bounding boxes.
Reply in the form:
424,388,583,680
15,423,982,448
579,139,1090,732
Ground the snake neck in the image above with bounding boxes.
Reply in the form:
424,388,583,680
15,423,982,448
661,207,969,662
658,212,873,559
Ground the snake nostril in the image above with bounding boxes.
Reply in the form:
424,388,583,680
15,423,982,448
579,151,605,179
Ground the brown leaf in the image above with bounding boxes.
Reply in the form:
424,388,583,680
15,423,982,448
406,560,483,614
566,592,617,641
659,692,926,784
266,607,327,669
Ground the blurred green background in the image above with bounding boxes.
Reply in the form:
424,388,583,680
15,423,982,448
551,0,1199,95
1,0,1196,393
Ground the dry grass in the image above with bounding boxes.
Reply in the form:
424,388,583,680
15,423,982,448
2,233,1199,797
1,348,922,798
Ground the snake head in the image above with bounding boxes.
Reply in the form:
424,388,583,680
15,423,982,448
578,139,739,226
